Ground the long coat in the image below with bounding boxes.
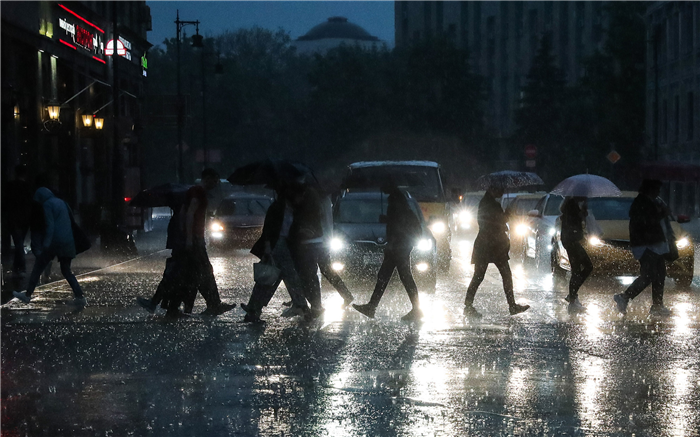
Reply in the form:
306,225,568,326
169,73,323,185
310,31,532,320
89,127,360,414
34,187,76,259
471,191,510,265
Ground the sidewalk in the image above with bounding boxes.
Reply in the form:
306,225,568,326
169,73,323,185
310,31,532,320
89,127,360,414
1,218,168,304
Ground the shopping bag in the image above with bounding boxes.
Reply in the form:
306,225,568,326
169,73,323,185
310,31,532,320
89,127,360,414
66,202,92,254
253,260,281,286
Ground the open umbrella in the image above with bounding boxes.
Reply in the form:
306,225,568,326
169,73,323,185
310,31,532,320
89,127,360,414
550,174,621,197
129,183,191,208
228,159,316,188
476,171,544,190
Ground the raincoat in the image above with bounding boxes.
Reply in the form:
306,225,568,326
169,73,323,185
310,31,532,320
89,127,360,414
34,187,76,259
471,191,510,265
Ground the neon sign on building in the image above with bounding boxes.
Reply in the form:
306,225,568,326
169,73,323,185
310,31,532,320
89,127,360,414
55,4,104,61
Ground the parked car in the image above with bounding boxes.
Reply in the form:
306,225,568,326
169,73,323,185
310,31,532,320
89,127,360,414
551,192,695,287
207,193,273,249
523,193,565,267
329,191,438,291
505,193,546,261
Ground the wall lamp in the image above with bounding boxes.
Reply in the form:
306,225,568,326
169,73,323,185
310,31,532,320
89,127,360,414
82,114,93,127
47,103,61,120
94,118,104,130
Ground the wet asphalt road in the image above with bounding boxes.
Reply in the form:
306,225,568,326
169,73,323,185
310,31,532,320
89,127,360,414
2,226,700,437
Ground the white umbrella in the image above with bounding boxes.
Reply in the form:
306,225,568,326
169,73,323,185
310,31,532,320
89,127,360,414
550,174,621,197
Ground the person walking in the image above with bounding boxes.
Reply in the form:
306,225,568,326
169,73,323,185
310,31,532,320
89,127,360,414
13,187,86,307
462,184,530,319
179,168,236,316
240,183,310,322
613,179,672,316
560,196,594,314
353,182,424,322
1,165,33,278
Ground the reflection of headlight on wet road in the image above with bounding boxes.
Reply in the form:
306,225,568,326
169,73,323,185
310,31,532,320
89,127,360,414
212,232,223,239
211,222,224,232
417,238,432,251
676,237,690,249
588,236,603,247
415,262,429,272
515,223,529,236
430,221,447,234
330,238,345,252
331,262,344,271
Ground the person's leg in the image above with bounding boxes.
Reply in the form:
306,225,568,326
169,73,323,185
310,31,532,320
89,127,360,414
493,261,516,307
192,244,222,308
58,257,84,298
623,251,654,300
294,244,322,311
464,262,488,306
150,256,176,305
564,241,593,301
318,249,353,303
12,227,28,273
394,247,419,308
24,251,54,296
650,251,666,307
367,249,399,308
273,238,308,309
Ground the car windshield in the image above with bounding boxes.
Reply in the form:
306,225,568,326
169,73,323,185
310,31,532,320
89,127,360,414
345,166,442,202
544,195,564,216
587,198,635,220
217,198,271,216
336,198,388,224
509,198,540,216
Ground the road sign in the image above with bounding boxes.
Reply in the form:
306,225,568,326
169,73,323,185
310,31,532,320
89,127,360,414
607,150,621,164
524,144,537,159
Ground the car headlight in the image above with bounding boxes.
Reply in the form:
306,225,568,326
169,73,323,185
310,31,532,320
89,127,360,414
459,210,472,224
515,223,529,236
676,237,690,249
588,236,603,247
331,262,344,271
416,238,432,252
211,232,224,239
211,222,224,232
548,227,556,236
430,221,447,234
415,262,429,272
330,237,345,252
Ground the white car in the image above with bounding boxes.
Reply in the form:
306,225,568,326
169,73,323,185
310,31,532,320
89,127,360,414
523,193,564,267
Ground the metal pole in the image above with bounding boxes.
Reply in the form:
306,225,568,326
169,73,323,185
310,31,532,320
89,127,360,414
201,47,208,167
176,10,184,183
653,25,660,161
112,1,123,225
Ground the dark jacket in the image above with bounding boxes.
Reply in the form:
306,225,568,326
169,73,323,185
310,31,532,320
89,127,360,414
629,194,666,247
560,198,585,245
471,191,510,264
289,186,324,245
385,188,421,247
250,198,285,259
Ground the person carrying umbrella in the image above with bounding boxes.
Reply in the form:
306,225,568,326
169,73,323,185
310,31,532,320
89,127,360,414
463,183,530,318
353,181,424,322
559,197,593,313
613,179,672,317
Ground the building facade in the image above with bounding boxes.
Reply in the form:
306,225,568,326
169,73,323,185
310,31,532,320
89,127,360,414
292,16,384,55
395,1,609,139
644,2,699,216
1,1,151,232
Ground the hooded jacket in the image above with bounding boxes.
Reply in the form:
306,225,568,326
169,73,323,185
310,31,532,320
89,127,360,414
34,187,76,259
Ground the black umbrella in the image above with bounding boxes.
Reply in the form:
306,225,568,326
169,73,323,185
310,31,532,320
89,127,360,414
228,160,316,189
476,171,544,190
129,183,191,208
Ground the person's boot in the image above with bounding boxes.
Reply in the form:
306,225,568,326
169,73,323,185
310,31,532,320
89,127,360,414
463,304,483,319
136,297,157,313
509,303,530,315
12,291,31,303
352,303,376,319
401,307,423,322
567,299,586,314
649,304,672,317
202,302,236,316
613,294,629,314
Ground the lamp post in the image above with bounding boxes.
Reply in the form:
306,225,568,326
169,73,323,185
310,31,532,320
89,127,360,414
200,47,224,167
175,10,203,183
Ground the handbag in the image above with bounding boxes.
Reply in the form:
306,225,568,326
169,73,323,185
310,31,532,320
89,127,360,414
253,258,281,286
66,202,92,254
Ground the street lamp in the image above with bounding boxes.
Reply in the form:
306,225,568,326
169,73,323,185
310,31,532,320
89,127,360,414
94,117,104,130
82,114,93,127
175,10,203,183
47,104,61,120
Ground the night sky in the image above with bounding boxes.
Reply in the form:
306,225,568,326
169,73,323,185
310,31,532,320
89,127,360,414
146,1,395,47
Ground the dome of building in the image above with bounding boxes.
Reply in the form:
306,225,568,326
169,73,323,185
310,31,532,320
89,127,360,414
297,17,379,42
